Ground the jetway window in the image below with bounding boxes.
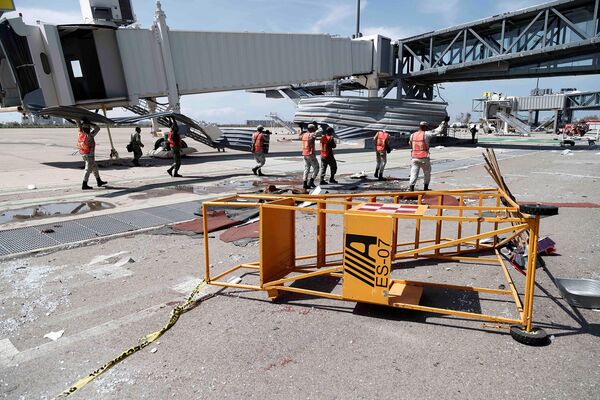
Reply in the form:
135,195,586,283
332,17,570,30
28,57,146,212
70,60,83,78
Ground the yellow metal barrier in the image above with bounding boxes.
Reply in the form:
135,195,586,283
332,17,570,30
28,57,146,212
203,187,555,344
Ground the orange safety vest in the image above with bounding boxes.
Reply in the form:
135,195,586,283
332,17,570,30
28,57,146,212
302,132,314,156
411,130,428,158
252,131,263,153
375,131,389,151
78,130,92,155
321,135,332,158
168,130,180,149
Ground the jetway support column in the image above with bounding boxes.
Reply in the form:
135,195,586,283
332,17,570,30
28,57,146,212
154,1,180,113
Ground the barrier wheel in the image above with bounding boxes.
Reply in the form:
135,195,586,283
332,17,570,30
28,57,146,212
519,204,559,216
154,138,165,150
510,326,550,346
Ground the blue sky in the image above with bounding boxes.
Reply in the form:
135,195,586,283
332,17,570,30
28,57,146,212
4,0,600,123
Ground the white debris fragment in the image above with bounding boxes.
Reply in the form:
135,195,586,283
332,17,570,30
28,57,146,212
350,171,367,179
435,146,445,149
88,251,129,266
560,149,573,156
27,184,36,190
150,348,157,353
227,276,242,285
44,330,64,341
113,257,135,268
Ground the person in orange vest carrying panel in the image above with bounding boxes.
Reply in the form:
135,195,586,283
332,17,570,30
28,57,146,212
409,118,448,191
251,125,267,176
373,129,391,181
319,126,338,185
167,118,183,177
77,117,107,190
301,123,321,189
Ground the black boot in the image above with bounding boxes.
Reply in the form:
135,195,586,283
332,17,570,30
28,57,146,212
82,181,93,190
252,167,258,175
329,177,338,184
424,183,430,191
319,180,328,186
173,171,183,177
96,178,107,187
167,167,173,176
303,181,309,189
378,173,384,181
308,178,316,189
257,169,264,176
374,168,379,178
410,185,415,192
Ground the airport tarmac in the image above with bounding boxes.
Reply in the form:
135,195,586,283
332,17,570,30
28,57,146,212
0,127,599,399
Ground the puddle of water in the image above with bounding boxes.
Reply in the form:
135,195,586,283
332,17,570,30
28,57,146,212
0,201,114,224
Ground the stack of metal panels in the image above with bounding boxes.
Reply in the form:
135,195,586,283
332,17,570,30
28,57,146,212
294,96,447,133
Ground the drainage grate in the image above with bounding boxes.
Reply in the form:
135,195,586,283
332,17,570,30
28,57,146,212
110,210,171,229
0,227,60,254
0,200,202,256
166,201,200,214
142,206,193,222
34,221,100,244
74,216,137,236
0,243,10,256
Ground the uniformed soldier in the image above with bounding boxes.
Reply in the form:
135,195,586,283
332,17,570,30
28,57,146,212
408,120,446,191
130,126,144,166
251,125,267,176
77,117,107,190
373,130,390,181
319,127,338,185
167,119,183,177
301,124,321,189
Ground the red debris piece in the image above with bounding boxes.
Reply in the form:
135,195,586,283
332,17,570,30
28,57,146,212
220,221,260,243
171,211,240,234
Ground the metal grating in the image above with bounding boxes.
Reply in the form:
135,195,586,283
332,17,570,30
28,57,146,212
0,200,203,256
0,227,60,253
0,243,10,256
142,206,193,222
34,221,100,244
74,216,137,236
109,210,171,229
166,201,200,214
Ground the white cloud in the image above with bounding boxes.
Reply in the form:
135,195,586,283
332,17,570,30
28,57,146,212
3,7,82,25
310,2,356,34
362,26,415,40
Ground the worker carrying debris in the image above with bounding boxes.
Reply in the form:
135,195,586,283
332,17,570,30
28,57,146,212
302,123,322,189
319,127,338,185
77,117,107,190
409,118,448,191
373,129,391,181
167,118,183,177
251,125,267,176
129,126,144,167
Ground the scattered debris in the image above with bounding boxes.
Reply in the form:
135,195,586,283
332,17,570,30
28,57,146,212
88,251,129,266
149,348,157,353
350,171,367,179
27,184,36,190
537,237,556,255
560,149,574,156
114,257,135,267
227,276,242,285
44,330,64,341
220,221,259,243
171,211,239,234
434,145,445,149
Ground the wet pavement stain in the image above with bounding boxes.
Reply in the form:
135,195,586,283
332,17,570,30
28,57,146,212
0,201,114,224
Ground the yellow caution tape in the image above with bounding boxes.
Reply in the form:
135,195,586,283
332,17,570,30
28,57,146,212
55,280,209,399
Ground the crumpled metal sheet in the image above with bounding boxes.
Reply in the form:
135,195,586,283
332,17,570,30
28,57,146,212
294,96,447,133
